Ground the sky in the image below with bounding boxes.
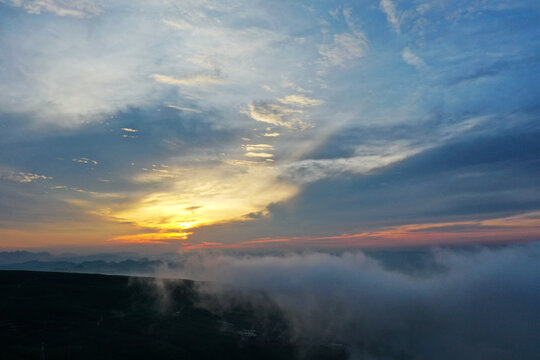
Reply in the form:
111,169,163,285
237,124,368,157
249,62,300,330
0,0,539,252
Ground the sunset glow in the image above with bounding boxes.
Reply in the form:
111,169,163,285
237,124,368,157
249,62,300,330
0,0,539,251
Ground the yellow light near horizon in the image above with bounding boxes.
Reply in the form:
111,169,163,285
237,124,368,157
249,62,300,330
110,162,297,233
109,231,193,244
176,221,200,229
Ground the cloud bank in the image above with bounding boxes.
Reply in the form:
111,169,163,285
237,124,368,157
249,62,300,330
184,245,539,359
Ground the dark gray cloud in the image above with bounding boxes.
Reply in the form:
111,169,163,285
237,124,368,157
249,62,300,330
447,54,540,86
189,128,540,244
267,129,540,234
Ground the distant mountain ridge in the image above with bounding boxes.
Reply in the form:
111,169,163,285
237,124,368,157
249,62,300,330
0,251,54,265
0,258,175,276
0,249,447,277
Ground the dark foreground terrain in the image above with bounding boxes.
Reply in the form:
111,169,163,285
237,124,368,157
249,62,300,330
0,270,346,360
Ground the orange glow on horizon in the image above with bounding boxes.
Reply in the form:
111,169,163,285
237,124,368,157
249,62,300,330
181,241,224,250
109,231,193,244
175,211,540,250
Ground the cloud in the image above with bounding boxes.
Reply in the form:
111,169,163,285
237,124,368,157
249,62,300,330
0,165,52,183
0,244,537,359
2,171,52,183
0,0,298,127
5,0,102,17
2,0,539,249
277,94,323,107
238,212,540,249
243,146,274,159
380,0,400,32
402,47,425,69
246,93,323,130
243,144,274,152
318,32,368,67
151,73,224,87
263,130,540,237
244,152,273,158
445,55,540,85
187,244,540,359
72,157,98,165
246,102,307,129
0,10,168,125
281,146,420,183
161,18,192,31
4,243,538,360
121,128,139,133
166,105,202,114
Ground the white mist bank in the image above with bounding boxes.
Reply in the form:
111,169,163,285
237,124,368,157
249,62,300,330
153,244,540,360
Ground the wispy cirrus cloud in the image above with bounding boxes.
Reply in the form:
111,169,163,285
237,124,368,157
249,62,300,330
3,0,101,17
166,105,202,114
151,73,224,87
318,32,368,68
245,94,323,129
245,102,306,129
402,47,425,69
380,0,400,32
281,149,419,184
277,94,323,107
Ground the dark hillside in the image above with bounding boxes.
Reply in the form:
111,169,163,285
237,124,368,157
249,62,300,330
0,270,346,360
